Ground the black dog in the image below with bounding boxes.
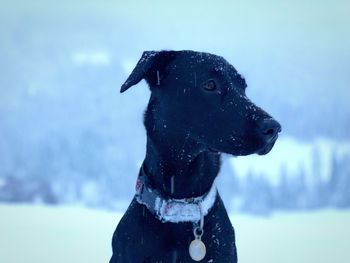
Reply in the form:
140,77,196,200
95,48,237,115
110,50,281,263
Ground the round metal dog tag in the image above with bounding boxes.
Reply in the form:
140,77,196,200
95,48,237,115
189,238,206,261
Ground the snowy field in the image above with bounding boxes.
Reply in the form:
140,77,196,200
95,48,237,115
1,204,350,263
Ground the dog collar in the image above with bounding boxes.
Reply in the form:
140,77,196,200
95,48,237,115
135,166,217,223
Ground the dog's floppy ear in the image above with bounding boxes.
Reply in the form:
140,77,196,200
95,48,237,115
120,50,176,93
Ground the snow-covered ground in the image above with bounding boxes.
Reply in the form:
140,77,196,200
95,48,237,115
1,204,349,263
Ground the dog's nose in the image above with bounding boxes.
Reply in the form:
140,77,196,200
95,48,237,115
257,119,281,142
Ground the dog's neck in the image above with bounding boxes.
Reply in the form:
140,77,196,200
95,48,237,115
143,137,221,199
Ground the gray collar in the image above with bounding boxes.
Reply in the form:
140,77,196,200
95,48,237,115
135,166,217,223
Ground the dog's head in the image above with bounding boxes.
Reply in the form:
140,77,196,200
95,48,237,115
121,50,281,156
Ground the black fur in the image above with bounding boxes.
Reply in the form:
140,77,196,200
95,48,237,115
110,50,281,263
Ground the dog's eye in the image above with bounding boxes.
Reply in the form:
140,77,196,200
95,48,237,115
202,80,217,91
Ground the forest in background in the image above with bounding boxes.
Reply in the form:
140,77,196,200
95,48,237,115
0,0,349,214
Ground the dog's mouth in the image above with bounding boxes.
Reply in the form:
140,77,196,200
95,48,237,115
256,134,279,155
208,147,220,154
208,133,279,156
